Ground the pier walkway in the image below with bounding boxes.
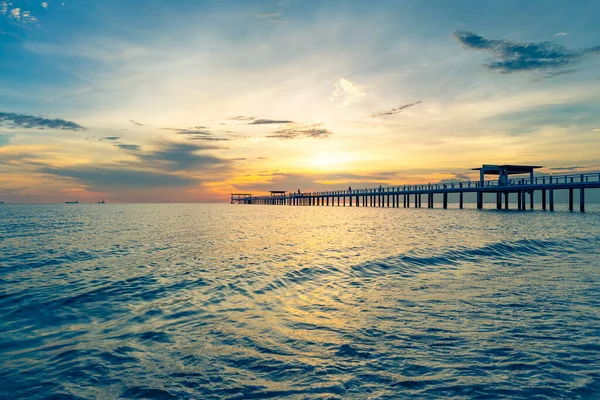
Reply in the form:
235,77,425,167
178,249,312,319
231,165,600,212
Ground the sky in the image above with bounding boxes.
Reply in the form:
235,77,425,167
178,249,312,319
1,0,599,203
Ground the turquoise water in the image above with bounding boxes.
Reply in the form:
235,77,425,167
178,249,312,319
1,204,600,399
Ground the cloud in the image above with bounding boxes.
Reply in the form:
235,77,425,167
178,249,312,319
168,127,211,135
454,30,600,75
438,173,471,184
266,123,332,139
554,32,568,37
0,111,86,131
129,120,144,126
236,171,398,192
41,2,48,8
100,136,120,141
547,165,599,171
0,2,38,24
33,141,233,191
137,141,229,172
248,119,294,125
187,136,230,141
257,10,286,22
372,101,422,117
258,11,279,18
330,78,366,107
229,116,255,121
165,126,232,141
39,165,197,189
0,187,25,195
115,143,141,151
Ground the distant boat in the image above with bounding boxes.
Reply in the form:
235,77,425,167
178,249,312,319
97,199,105,204
65,201,79,204
0,201,4,204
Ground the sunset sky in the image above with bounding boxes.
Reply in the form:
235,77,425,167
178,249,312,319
1,0,599,202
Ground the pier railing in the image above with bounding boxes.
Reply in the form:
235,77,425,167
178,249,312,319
289,172,600,197
234,171,600,212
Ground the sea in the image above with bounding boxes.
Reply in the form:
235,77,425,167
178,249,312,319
1,203,599,399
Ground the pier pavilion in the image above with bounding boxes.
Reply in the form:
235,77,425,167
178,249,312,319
232,164,600,212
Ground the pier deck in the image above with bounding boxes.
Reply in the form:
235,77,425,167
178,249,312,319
232,168,600,212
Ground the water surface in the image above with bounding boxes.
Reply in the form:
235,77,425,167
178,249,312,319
1,204,599,399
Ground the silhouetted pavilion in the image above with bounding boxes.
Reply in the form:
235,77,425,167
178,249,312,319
472,164,542,186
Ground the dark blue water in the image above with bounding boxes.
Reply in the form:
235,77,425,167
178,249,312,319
1,204,600,399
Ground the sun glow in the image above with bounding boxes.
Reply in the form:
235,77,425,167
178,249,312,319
304,150,353,170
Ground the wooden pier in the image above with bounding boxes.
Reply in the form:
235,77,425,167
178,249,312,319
231,165,600,212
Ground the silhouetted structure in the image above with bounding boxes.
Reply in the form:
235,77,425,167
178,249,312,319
232,164,600,212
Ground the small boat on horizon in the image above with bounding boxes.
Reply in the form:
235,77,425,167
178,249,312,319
65,201,79,204
97,199,105,204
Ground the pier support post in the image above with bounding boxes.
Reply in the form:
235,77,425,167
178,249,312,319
517,191,522,210
496,192,501,210
349,195,353,207
403,194,407,208
415,193,418,208
530,191,534,210
520,190,526,211
443,192,448,209
477,192,483,210
459,192,463,209
387,194,390,208
580,188,585,213
549,189,554,211
569,188,574,212
417,194,420,208
542,190,546,210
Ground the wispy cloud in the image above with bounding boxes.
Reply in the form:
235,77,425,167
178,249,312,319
547,164,599,171
100,136,120,141
0,111,86,131
554,32,568,37
330,78,366,107
372,101,422,117
455,30,600,75
229,116,255,121
164,126,232,141
165,126,211,135
187,136,230,141
257,11,284,21
129,120,144,126
266,123,332,139
248,119,294,125
115,143,141,151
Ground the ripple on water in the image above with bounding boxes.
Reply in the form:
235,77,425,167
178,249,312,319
1,204,600,398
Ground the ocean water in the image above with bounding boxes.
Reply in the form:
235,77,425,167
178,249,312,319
1,203,600,399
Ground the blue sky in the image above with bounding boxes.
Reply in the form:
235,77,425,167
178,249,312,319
1,0,599,202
